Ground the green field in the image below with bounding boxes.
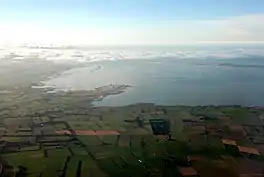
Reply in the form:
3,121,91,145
2,105,264,176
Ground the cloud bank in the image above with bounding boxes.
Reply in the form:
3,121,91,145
1,45,264,63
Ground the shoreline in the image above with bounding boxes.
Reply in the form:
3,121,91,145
0,59,264,112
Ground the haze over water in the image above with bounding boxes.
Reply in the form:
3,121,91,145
2,0,264,108
40,45,264,107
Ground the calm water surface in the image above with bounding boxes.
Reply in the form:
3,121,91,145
43,56,264,106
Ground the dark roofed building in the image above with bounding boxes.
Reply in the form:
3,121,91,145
149,119,170,135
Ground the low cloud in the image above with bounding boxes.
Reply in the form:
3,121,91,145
1,45,264,63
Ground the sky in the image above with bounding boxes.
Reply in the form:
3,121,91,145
1,0,264,45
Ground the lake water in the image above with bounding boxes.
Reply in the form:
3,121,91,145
43,45,264,106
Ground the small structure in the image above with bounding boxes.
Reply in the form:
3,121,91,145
222,139,237,146
55,130,71,135
222,139,240,155
238,146,260,155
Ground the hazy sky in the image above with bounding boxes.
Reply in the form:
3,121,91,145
1,0,264,45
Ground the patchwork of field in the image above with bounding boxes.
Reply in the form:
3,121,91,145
1,103,264,176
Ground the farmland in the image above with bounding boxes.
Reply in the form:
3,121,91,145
1,96,264,176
